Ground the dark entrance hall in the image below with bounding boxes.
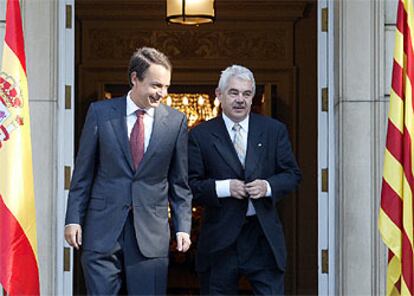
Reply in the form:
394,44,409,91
73,1,318,294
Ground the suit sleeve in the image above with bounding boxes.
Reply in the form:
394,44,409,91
168,115,192,234
65,103,99,225
266,123,301,206
188,129,221,207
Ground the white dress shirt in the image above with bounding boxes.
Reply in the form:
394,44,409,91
126,92,154,151
215,113,272,216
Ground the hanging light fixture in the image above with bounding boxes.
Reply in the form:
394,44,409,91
166,0,215,26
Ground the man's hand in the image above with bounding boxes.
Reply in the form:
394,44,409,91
64,224,82,250
176,232,191,252
246,179,268,199
230,179,248,199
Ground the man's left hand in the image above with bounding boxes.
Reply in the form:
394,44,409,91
176,232,191,252
245,179,268,199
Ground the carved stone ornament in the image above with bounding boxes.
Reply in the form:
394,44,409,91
86,29,288,62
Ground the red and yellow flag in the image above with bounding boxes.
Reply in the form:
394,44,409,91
379,0,414,295
0,0,40,294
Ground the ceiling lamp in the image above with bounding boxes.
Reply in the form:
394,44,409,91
166,0,215,26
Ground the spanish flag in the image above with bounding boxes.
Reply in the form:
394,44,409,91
379,0,414,295
0,0,40,294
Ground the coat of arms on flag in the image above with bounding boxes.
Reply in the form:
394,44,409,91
0,72,24,148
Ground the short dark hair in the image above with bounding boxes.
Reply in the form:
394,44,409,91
127,47,172,87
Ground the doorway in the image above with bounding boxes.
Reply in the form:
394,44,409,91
73,0,318,294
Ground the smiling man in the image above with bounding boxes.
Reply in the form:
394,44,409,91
64,47,192,295
189,65,301,295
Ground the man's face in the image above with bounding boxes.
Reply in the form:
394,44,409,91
216,77,254,123
130,64,171,109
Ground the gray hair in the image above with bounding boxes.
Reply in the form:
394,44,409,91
217,65,256,95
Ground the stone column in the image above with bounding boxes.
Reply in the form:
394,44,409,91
335,0,395,294
0,0,60,295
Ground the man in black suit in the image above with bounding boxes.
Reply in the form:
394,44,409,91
64,47,192,295
189,65,301,295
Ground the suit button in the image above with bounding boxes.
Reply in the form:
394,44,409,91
125,204,132,211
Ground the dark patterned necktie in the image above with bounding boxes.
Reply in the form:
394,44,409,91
130,110,145,170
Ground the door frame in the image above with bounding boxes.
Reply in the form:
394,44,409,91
57,0,337,294
57,0,75,295
317,0,336,294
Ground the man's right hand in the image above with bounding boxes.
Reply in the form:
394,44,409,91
230,179,247,199
64,224,82,250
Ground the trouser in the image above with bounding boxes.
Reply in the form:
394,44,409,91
199,216,284,295
81,212,169,295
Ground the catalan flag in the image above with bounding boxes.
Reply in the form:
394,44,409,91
379,0,414,295
0,0,40,294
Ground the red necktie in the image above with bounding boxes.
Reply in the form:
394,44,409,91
130,110,145,170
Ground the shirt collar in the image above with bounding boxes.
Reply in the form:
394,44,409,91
126,91,155,117
222,112,249,132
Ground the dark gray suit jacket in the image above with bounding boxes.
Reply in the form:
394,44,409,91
188,113,301,271
65,96,192,258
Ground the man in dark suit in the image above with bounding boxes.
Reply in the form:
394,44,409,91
64,47,192,295
189,65,301,295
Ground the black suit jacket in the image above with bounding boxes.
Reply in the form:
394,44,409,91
65,97,192,258
188,113,301,271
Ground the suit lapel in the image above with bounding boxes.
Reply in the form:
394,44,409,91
135,104,168,176
109,97,135,171
245,114,264,180
212,116,244,178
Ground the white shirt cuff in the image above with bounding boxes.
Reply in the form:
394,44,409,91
176,231,190,237
265,180,272,197
215,180,231,198
65,223,80,228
